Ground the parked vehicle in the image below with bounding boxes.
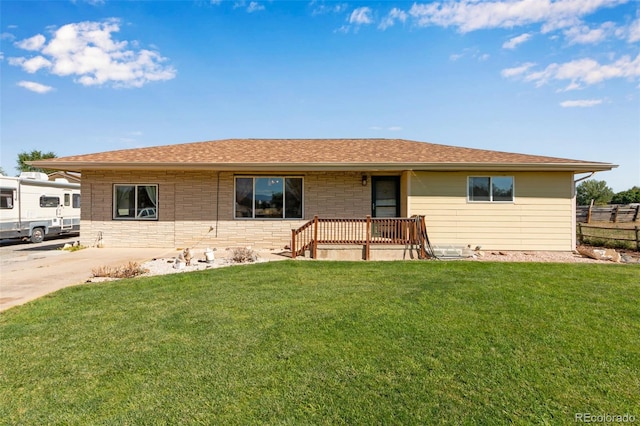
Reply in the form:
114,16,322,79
0,172,80,243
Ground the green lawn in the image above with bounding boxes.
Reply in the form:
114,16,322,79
1,261,639,424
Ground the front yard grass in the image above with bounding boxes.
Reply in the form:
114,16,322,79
1,261,639,424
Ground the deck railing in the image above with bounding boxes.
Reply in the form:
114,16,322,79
291,215,430,260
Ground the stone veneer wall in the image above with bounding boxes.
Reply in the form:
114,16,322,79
80,170,372,249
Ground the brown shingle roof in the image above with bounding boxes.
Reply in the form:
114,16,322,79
31,138,615,172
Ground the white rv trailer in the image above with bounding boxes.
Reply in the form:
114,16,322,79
0,172,80,243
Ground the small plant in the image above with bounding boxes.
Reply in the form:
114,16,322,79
231,247,258,263
92,261,148,279
581,237,635,251
61,244,86,252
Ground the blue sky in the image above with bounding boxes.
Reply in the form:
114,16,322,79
1,0,638,192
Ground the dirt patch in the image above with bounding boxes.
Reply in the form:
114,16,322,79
466,246,639,264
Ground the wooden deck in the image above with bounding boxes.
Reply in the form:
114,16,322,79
291,215,434,260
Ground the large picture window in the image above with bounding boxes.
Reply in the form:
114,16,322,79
113,184,158,220
235,177,303,219
468,176,514,202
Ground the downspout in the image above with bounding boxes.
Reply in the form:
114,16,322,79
572,172,595,249
215,171,220,238
574,171,596,187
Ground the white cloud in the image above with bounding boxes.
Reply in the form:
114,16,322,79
247,2,264,13
563,22,616,44
501,62,536,77
627,16,640,42
1,32,16,41
388,126,403,131
15,34,46,51
20,56,52,73
9,19,176,88
408,0,624,33
379,8,408,30
560,99,603,107
503,54,640,90
310,1,347,16
503,33,532,49
350,7,373,25
450,48,491,62
17,80,54,93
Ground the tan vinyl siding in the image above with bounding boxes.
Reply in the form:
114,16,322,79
408,171,574,251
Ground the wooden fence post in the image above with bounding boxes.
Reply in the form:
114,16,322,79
586,199,594,223
577,223,583,244
636,226,640,251
365,215,371,261
633,205,640,222
612,205,619,222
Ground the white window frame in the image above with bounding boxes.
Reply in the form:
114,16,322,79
234,176,304,220
467,176,515,203
0,188,15,209
113,184,159,220
40,196,60,208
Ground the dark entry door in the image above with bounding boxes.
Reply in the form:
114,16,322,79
372,176,400,218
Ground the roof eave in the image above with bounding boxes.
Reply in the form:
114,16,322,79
28,161,617,173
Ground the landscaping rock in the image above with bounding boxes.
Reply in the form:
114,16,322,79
576,246,621,263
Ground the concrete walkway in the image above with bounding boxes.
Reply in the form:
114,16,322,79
0,247,174,312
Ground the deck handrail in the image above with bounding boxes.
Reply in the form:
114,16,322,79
291,215,429,260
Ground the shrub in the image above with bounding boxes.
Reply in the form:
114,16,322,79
92,261,148,279
231,247,258,263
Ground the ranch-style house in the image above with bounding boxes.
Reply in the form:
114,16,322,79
31,138,616,255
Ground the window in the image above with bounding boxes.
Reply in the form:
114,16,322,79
1,188,14,209
72,194,81,209
113,184,158,220
235,177,303,219
64,193,71,207
40,196,60,208
468,176,514,202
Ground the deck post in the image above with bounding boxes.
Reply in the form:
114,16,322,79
313,215,319,259
365,215,371,260
291,229,297,259
419,216,428,259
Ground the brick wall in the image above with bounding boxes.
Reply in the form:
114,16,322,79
80,170,372,248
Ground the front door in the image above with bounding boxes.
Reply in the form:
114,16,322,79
372,176,400,218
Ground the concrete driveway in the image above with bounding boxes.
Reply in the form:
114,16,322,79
0,245,173,312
